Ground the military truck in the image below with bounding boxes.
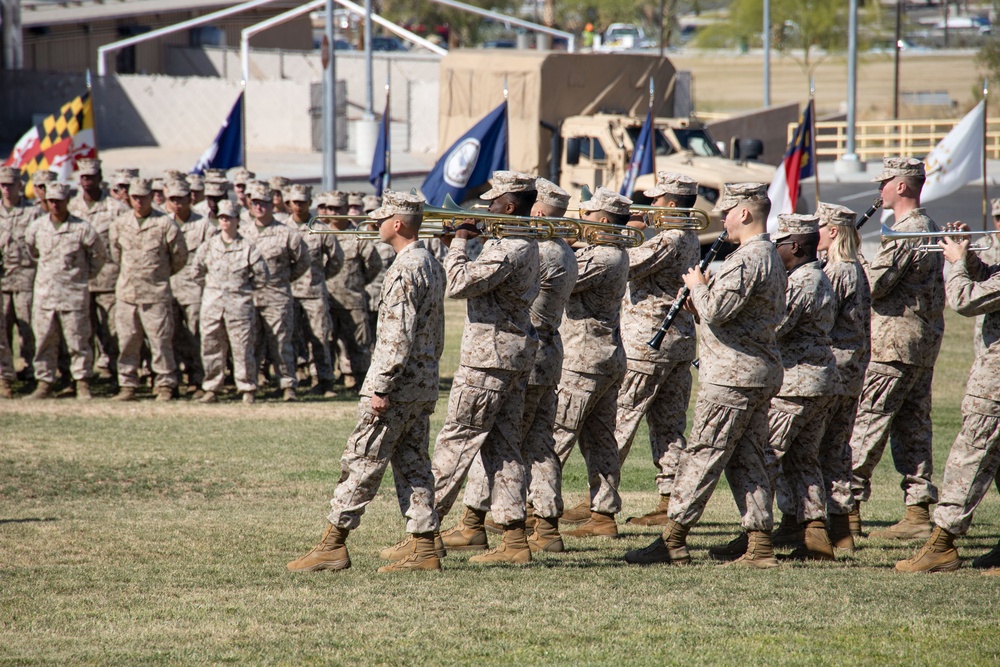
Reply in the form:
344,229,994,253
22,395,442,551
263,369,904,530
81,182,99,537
437,50,781,247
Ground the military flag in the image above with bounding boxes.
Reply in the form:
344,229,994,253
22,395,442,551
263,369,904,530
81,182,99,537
369,86,391,197
921,99,985,203
192,93,245,175
3,91,97,196
767,99,815,231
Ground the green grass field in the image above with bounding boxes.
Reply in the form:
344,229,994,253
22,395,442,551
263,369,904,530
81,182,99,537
2,304,999,665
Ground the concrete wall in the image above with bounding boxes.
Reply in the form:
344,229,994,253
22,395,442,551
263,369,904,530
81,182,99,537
706,102,800,166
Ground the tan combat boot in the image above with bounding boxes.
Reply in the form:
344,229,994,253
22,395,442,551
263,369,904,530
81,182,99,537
155,387,174,402
282,387,297,402
286,523,351,572
559,499,592,525
377,532,442,573
848,504,863,538
788,520,836,561
76,379,92,401
309,380,337,398
624,519,691,565
469,522,531,565
527,516,564,553
563,511,618,538
25,381,53,400
972,539,1000,570
895,526,961,573
0,379,13,399
485,503,536,535
343,374,358,390
771,514,805,547
112,386,137,402
625,495,671,526
199,391,218,404
242,391,256,404
379,531,446,560
828,513,856,552
707,532,749,562
440,506,489,551
724,530,779,569
870,503,933,541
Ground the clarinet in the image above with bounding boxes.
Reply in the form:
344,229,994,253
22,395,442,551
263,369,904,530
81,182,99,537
647,230,729,351
855,198,883,230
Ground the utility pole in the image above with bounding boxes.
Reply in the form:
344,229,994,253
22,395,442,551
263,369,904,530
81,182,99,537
763,0,771,107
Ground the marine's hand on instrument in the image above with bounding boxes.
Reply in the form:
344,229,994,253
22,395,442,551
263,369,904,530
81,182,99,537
626,213,648,230
682,266,707,289
455,218,481,240
938,221,970,262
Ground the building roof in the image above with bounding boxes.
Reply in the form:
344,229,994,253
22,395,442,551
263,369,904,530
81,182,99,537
21,0,300,27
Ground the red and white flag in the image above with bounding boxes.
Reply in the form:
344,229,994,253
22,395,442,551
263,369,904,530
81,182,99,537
767,99,815,231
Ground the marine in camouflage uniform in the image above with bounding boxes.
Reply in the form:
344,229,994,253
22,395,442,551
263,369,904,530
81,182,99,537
815,203,871,548
0,220,16,397
191,201,269,403
612,173,700,526
758,214,839,561
895,230,1000,573
239,180,310,401
324,190,382,389
432,171,540,565
23,182,107,399
109,178,189,399
551,187,631,538
166,179,216,395
626,183,786,568
464,178,578,552
69,158,128,381
361,194,396,340
0,166,39,378
287,192,447,573
973,198,1000,359
31,170,58,213
286,184,342,396
849,158,945,540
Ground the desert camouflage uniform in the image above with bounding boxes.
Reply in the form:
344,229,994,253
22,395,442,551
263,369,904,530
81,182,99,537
464,237,578,519
192,233,269,393
765,261,839,525
850,209,945,506
432,236,539,526
551,244,630,515
818,259,871,515
933,253,1000,534
169,210,216,387
365,240,396,339
240,219,310,390
291,218,342,383
1,197,40,373
0,226,16,381
669,234,786,531
326,234,382,380
71,191,126,376
615,228,700,497
25,214,106,383
327,240,445,533
972,237,999,358
110,209,188,389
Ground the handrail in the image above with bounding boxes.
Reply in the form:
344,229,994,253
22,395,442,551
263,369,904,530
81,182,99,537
428,0,575,52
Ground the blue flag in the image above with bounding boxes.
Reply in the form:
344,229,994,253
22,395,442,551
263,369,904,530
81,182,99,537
369,98,390,196
620,108,655,196
192,93,244,175
421,101,507,206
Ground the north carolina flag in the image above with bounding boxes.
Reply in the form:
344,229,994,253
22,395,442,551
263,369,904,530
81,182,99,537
3,92,97,197
620,107,655,196
767,99,815,231
421,101,507,206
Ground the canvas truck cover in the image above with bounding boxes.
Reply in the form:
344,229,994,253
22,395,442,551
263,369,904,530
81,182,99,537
437,50,677,179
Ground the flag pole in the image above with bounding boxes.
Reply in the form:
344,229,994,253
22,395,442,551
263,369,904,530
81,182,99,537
241,78,248,170
86,68,101,155
384,80,391,193
810,77,820,207
983,77,989,231
503,74,510,168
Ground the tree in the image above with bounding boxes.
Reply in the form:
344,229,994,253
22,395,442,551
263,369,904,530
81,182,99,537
976,2,1000,86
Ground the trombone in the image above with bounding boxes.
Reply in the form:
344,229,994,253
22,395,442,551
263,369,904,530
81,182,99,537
880,223,995,252
631,205,711,231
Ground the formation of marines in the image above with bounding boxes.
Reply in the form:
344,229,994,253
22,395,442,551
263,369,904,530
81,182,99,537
0,160,385,404
3,155,999,577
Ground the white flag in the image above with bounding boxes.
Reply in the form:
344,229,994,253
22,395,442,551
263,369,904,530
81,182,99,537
921,100,985,203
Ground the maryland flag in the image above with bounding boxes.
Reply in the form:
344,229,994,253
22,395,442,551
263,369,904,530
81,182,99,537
3,92,98,197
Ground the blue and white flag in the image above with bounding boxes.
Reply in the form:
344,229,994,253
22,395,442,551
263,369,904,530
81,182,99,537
421,101,507,206
369,96,390,196
620,107,655,196
192,93,244,175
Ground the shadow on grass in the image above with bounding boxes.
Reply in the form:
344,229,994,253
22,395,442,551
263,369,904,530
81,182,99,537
0,517,58,525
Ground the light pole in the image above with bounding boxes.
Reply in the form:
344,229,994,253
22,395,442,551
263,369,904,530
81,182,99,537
836,0,865,174
763,0,771,107
322,0,337,189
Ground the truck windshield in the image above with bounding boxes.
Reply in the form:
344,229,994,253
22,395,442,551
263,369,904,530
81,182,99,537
673,128,723,157
625,127,674,156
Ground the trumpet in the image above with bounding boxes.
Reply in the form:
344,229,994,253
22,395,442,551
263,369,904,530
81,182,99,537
880,223,995,252
631,206,711,231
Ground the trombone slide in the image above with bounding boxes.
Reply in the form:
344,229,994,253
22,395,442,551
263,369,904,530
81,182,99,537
879,223,994,252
